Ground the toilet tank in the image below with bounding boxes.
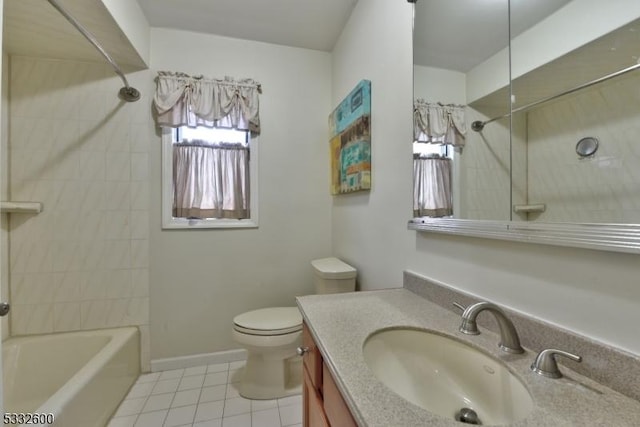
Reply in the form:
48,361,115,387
311,257,357,294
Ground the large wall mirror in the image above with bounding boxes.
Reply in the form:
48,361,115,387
409,0,640,254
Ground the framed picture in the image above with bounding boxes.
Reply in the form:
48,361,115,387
329,80,371,195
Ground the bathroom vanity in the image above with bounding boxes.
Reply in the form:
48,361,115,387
296,281,640,426
300,323,357,427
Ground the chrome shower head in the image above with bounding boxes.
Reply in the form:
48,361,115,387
119,86,141,102
471,120,485,132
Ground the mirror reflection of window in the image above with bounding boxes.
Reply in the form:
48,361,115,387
413,0,511,222
413,141,453,218
413,141,449,158
412,99,466,218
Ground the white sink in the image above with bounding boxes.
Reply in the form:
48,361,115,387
363,328,533,425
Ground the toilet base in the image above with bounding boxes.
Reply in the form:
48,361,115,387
239,354,303,400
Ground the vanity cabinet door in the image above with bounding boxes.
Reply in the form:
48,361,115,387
304,371,330,427
302,322,323,392
302,321,358,427
323,363,357,427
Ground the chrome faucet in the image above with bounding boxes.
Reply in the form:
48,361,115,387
456,301,524,354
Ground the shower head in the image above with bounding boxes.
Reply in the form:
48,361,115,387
119,86,141,102
471,120,485,132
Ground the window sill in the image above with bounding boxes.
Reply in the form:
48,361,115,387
162,218,259,229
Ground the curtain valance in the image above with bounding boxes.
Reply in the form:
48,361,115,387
414,99,466,147
154,71,262,134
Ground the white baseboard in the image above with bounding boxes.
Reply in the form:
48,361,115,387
150,348,248,372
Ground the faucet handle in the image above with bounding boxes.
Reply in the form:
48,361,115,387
531,348,582,379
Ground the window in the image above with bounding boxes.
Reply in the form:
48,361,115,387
412,141,450,159
162,126,258,229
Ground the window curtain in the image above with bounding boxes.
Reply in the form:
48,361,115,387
414,100,466,147
173,143,249,219
154,71,261,134
413,156,453,217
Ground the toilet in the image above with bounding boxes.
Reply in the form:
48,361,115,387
232,257,357,399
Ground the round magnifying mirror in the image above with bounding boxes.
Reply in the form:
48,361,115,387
576,137,599,157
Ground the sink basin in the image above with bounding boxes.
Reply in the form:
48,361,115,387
363,328,533,425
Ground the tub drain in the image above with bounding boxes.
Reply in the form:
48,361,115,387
455,407,481,425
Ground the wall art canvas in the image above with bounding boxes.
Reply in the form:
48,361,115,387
329,80,371,195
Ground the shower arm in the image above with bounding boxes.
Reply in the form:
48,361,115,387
46,0,140,102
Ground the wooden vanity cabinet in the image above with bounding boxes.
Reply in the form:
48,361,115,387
302,322,357,427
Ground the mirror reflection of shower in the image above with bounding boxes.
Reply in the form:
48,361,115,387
413,0,640,224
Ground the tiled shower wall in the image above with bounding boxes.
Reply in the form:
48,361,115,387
526,73,640,223
7,56,151,367
458,107,511,220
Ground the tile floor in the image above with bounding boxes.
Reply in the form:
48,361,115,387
107,361,303,427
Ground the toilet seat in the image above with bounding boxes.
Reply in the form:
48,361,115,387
233,307,302,336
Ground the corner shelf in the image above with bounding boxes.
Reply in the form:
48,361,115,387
0,201,43,214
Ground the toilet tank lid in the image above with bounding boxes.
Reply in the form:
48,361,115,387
233,307,302,332
311,257,357,279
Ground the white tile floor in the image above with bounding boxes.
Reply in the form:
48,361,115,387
108,361,303,427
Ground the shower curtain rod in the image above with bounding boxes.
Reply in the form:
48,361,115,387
471,61,640,132
46,0,140,102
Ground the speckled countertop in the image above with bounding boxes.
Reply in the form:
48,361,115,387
296,289,640,427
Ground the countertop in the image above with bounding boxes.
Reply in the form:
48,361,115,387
296,289,640,426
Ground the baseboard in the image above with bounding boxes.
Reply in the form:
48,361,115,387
150,348,248,372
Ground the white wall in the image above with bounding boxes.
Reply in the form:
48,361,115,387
468,0,640,103
331,0,414,289
101,0,151,66
413,65,465,104
149,29,333,359
510,0,640,80
333,1,640,356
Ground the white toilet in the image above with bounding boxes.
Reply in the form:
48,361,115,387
232,257,357,399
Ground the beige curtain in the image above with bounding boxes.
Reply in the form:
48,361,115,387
154,71,261,134
173,143,249,219
414,100,466,147
413,156,452,217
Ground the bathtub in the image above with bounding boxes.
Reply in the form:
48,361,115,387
3,327,140,427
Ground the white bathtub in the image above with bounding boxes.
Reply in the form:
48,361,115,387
3,327,140,427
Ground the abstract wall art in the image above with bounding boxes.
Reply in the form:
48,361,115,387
329,80,371,195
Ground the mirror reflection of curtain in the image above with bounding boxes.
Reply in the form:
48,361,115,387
413,99,466,147
413,100,465,217
413,156,452,217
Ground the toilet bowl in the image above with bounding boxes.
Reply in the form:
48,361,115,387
233,257,356,399
232,307,303,400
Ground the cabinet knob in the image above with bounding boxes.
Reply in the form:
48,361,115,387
296,346,309,356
